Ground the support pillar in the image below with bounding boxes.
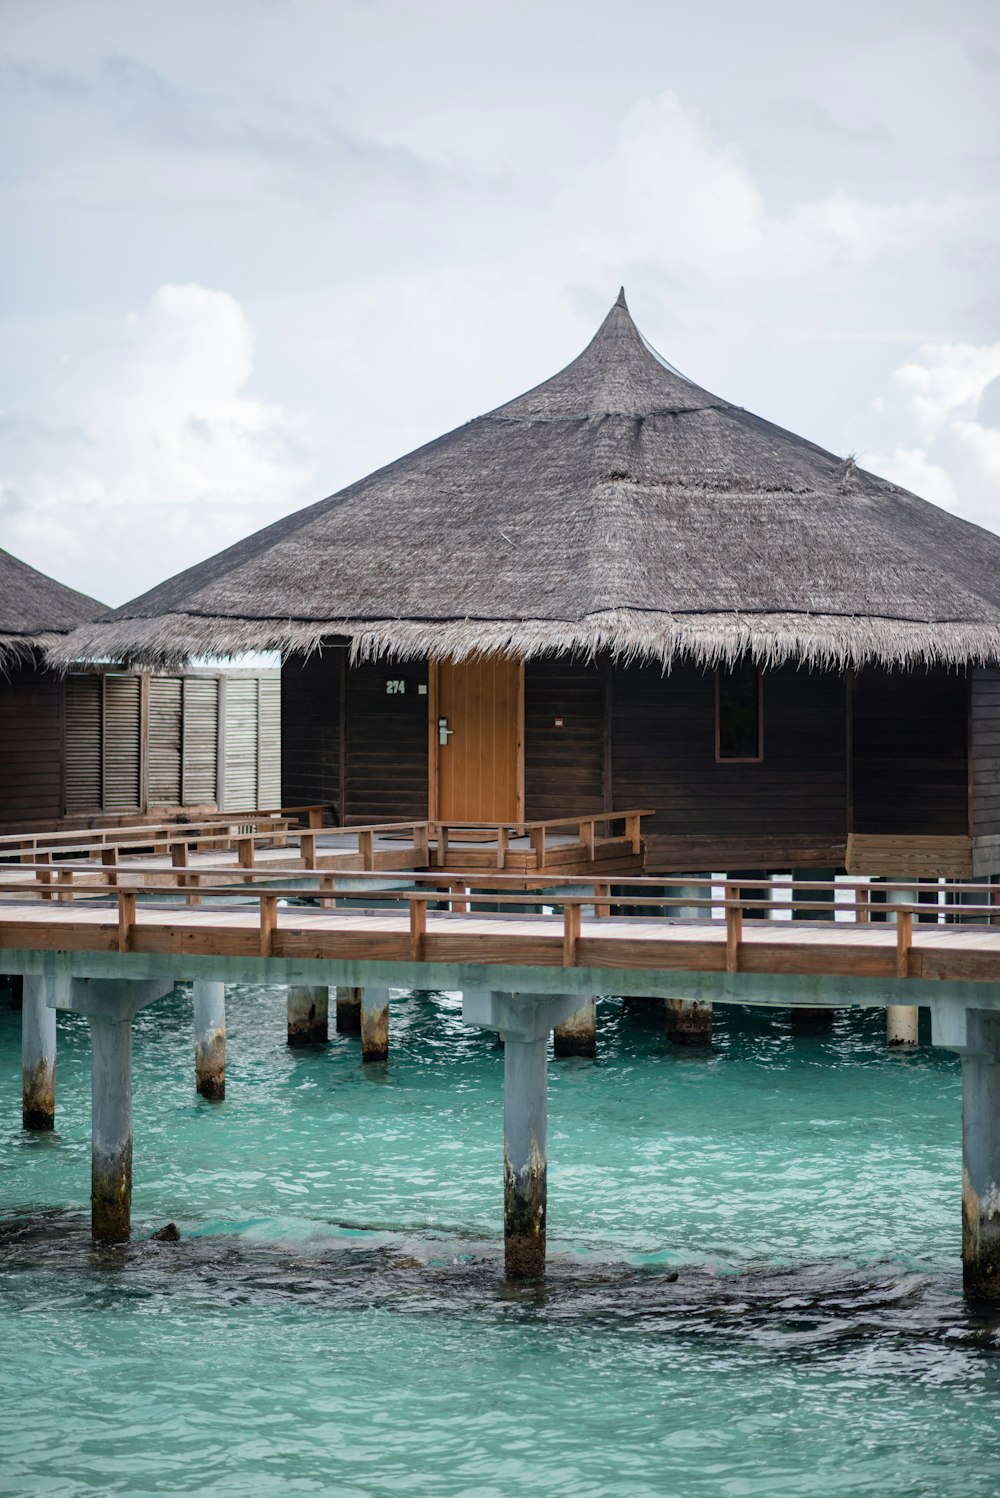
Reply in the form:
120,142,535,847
360,988,389,1062
553,997,597,1057
790,869,837,1029
90,1012,133,1245
932,1003,1000,1301
22,975,56,1130
51,978,172,1245
193,981,226,1099
336,986,362,1033
462,989,581,1279
961,1012,1000,1298
287,985,329,1047
664,998,713,1045
504,1031,548,1277
664,882,712,1045
884,879,919,1047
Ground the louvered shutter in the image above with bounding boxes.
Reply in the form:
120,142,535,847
182,677,219,806
223,677,258,810
65,674,102,811
257,675,281,809
102,675,141,811
148,677,182,807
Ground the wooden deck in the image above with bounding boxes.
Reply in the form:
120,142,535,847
3,881,1000,987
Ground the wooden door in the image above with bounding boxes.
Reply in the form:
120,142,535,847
434,657,522,822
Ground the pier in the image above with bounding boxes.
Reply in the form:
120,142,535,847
4,841,1000,1293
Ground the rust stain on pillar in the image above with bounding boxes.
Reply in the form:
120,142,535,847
360,992,389,1063
504,1139,546,1278
336,987,362,1034
553,998,597,1058
665,999,712,1046
287,986,329,1047
92,1142,132,1245
195,1029,226,1100
22,1056,55,1131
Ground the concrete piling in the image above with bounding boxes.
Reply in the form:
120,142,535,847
360,988,390,1062
21,975,56,1130
336,986,362,1033
883,879,919,1047
192,980,226,1099
553,998,597,1057
90,1012,133,1244
287,985,329,1047
664,883,713,1044
957,1011,1000,1297
503,1031,548,1278
664,998,713,1045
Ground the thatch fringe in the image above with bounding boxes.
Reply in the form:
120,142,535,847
44,611,1000,674
0,632,62,675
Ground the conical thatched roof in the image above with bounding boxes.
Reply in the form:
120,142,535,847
52,291,1000,672
0,547,106,668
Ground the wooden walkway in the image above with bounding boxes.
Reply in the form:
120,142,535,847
3,894,1000,986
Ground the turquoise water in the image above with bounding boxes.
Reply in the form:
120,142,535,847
1,987,999,1496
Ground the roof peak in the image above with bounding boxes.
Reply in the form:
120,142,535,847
615,286,628,310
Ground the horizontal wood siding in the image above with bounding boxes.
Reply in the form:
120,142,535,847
282,651,342,813
853,667,968,835
611,662,847,856
345,659,428,822
524,657,605,819
0,663,64,825
971,667,1000,838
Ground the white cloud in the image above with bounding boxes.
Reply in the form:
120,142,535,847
0,284,314,604
862,342,1000,530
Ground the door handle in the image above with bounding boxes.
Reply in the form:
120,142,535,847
438,717,454,746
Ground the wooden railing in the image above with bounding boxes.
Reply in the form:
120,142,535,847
0,809,653,876
1,869,998,972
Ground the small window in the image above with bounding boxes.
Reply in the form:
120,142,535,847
716,661,762,761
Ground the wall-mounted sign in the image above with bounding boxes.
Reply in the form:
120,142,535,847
386,679,408,695
554,716,565,729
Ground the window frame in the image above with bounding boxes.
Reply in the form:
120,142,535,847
714,663,764,763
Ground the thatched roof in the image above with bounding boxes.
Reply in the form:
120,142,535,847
52,290,1000,672
0,547,106,669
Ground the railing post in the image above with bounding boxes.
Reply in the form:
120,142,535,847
409,896,427,961
530,826,546,869
563,901,581,966
414,823,430,867
580,819,595,859
594,880,611,919
625,813,642,855
856,883,869,925
725,887,742,973
359,829,374,870
259,894,277,956
117,890,136,953
896,906,913,979
300,832,317,870
496,826,509,870
437,824,449,868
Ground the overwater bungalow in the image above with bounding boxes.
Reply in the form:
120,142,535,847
52,292,1000,882
1,545,279,830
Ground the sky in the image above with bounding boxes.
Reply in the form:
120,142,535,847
1,0,999,609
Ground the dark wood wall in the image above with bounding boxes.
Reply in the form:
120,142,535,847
524,657,606,819
345,658,428,822
852,667,968,835
969,667,1000,839
611,661,848,868
0,660,63,827
280,651,975,857
282,651,343,815
282,652,429,823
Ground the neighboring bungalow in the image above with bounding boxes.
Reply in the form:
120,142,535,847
1,546,278,830
52,292,1000,879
